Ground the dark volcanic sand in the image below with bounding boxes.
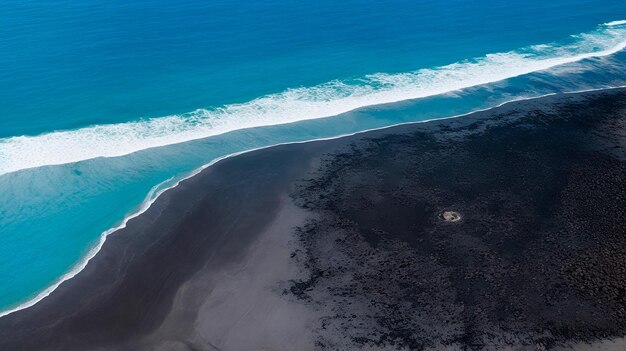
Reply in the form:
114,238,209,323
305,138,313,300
289,91,626,350
0,89,625,350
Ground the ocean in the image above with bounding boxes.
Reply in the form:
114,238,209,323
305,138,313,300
1,0,626,316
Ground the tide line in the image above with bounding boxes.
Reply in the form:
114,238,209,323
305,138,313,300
1,84,624,319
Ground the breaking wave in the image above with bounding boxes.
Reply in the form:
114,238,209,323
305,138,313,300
1,21,625,175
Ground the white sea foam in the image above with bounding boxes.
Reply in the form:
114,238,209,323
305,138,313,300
0,22,625,176
605,20,626,26
3,84,625,319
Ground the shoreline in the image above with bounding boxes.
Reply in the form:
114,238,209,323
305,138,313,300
0,86,624,349
2,84,626,321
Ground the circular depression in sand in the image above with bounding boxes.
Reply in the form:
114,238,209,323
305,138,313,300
440,211,462,222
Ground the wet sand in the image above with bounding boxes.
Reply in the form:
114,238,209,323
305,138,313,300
0,89,625,350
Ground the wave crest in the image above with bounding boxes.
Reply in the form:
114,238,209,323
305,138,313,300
1,21,626,175
605,20,626,26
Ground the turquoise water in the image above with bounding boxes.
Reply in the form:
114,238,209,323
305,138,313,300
1,0,626,314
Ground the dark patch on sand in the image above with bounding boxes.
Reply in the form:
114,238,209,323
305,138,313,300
289,91,626,349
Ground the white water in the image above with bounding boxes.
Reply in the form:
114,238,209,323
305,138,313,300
3,84,625,319
1,22,625,175
605,20,626,26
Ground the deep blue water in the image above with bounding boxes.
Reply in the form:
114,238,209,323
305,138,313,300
3,0,626,137
1,0,626,315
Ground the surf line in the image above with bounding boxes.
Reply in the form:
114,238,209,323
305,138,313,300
2,84,625,319
1,21,626,175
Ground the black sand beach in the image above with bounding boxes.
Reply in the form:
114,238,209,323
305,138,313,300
1,89,626,350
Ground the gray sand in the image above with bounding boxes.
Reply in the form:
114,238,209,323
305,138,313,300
146,196,320,350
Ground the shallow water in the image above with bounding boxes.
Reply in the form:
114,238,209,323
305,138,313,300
1,0,626,314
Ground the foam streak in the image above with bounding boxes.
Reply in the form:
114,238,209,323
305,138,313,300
1,22,625,175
